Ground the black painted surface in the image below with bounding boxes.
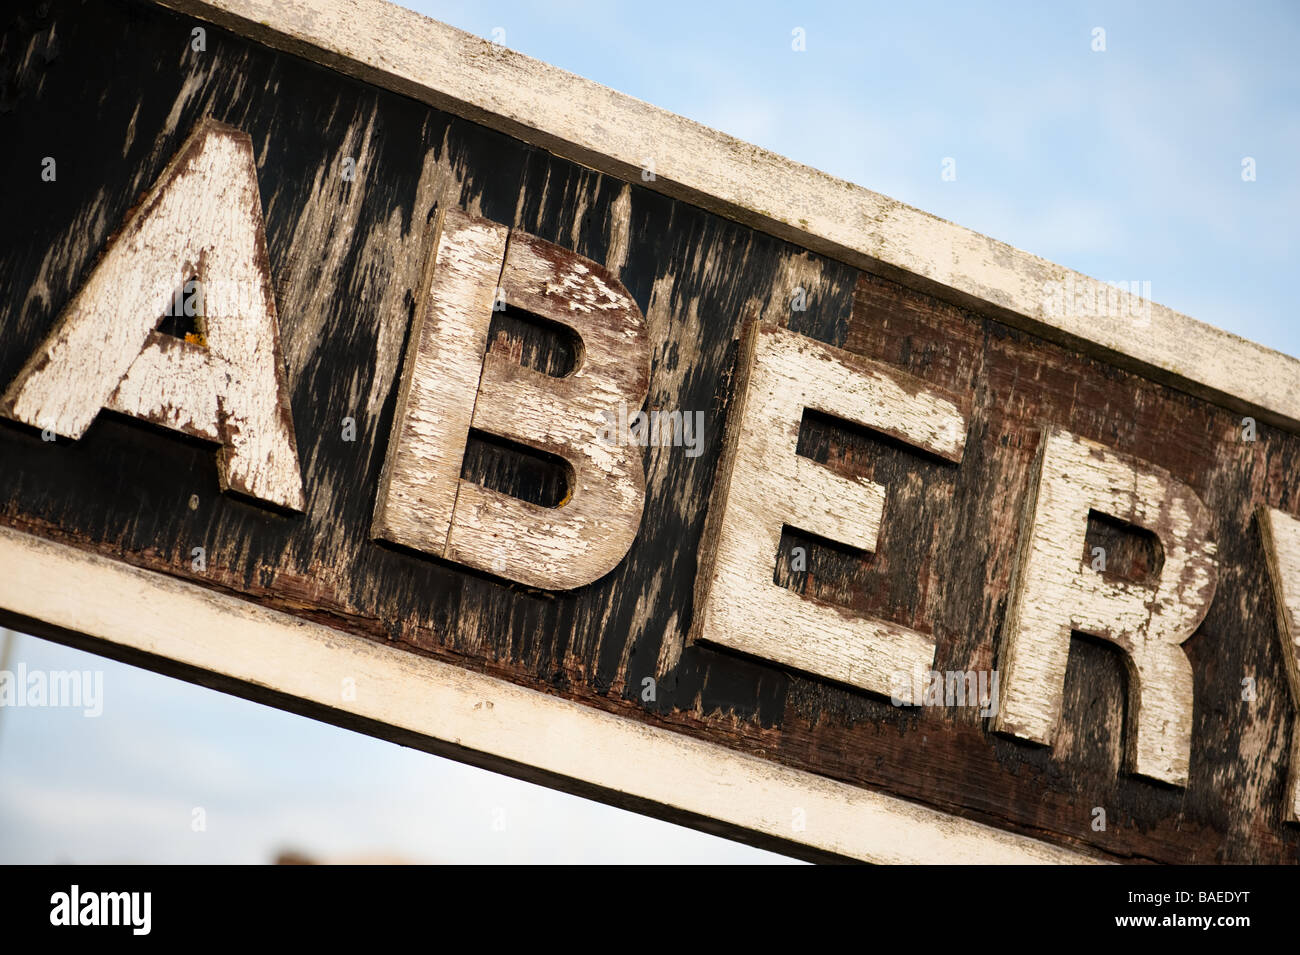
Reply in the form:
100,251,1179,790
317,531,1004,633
1,0,1297,863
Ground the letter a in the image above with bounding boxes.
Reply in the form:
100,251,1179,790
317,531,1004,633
0,118,304,510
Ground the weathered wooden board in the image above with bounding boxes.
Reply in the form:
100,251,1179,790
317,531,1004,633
1,0,1298,863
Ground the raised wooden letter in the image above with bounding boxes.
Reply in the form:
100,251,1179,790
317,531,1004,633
994,427,1218,786
689,321,967,700
0,118,303,510
372,207,509,556
1257,505,1300,823
373,207,650,590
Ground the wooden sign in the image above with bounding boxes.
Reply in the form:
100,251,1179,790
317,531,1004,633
3,0,1299,864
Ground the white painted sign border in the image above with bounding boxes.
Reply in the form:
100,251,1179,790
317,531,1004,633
0,524,1098,864
160,0,1300,433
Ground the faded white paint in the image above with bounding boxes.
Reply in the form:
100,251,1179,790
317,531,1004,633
1256,506,1300,823
690,321,967,699
372,206,508,557
994,427,1218,787
0,118,303,511
161,0,1300,434
0,522,1100,864
374,208,650,590
447,229,649,589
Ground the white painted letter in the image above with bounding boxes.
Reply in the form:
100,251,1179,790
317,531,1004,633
994,427,1218,786
689,321,967,700
0,118,303,510
1256,505,1300,822
373,207,650,590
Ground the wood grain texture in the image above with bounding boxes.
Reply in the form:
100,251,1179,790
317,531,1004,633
994,426,1218,786
689,320,967,699
372,205,507,559
375,204,650,589
446,226,650,589
0,523,1097,864
1258,506,1300,823
156,0,1300,435
1,0,1298,863
0,117,303,510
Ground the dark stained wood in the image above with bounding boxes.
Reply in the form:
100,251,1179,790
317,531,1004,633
1,0,1297,863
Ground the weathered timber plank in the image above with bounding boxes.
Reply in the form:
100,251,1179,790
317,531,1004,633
154,0,1300,435
0,523,1099,864
0,0,1297,863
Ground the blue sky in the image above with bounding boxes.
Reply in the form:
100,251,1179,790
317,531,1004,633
2,1,1296,864
419,0,1299,352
